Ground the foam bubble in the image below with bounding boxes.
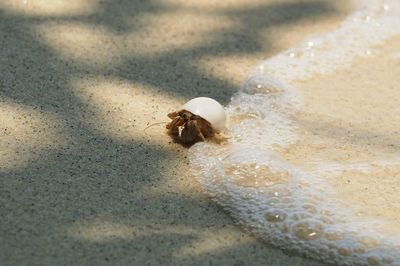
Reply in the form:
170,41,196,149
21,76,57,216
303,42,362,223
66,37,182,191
258,0,400,82
189,0,400,264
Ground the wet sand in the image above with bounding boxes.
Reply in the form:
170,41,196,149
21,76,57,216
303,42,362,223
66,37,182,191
0,0,353,265
282,36,400,238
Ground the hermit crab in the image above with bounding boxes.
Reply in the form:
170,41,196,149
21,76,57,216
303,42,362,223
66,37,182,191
166,97,226,146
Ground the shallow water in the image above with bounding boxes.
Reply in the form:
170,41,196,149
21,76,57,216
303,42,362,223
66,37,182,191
190,0,400,265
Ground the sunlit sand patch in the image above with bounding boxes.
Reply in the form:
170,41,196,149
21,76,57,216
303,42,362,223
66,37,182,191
173,228,253,259
68,218,253,260
67,220,137,242
67,218,240,244
102,0,350,59
160,0,276,10
161,0,350,12
35,12,231,66
0,101,64,170
0,0,98,16
33,7,233,61
123,12,233,56
35,22,122,66
71,77,181,145
196,56,257,89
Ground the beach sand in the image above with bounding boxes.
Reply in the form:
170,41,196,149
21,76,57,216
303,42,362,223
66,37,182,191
0,0,353,265
281,35,400,239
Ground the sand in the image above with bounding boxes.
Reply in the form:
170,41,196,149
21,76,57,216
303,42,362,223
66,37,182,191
0,0,353,265
281,35,400,238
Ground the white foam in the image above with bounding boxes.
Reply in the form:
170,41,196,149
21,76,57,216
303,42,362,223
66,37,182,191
258,0,400,82
189,0,400,265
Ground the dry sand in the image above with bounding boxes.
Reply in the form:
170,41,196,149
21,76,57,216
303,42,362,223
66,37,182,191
0,0,353,265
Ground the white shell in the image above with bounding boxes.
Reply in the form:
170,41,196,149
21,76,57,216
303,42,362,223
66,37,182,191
183,97,226,131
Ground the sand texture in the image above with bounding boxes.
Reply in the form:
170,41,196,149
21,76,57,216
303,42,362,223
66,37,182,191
283,36,400,238
0,0,352,265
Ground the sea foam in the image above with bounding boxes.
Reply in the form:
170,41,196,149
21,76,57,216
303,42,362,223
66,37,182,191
189,0,400,265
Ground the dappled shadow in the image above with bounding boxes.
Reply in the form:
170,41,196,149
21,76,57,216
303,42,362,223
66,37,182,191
110,1,339,103
0,0,343,105
0,0,344,264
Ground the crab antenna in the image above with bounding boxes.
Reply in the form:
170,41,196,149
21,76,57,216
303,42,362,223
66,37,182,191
143,122,169,133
